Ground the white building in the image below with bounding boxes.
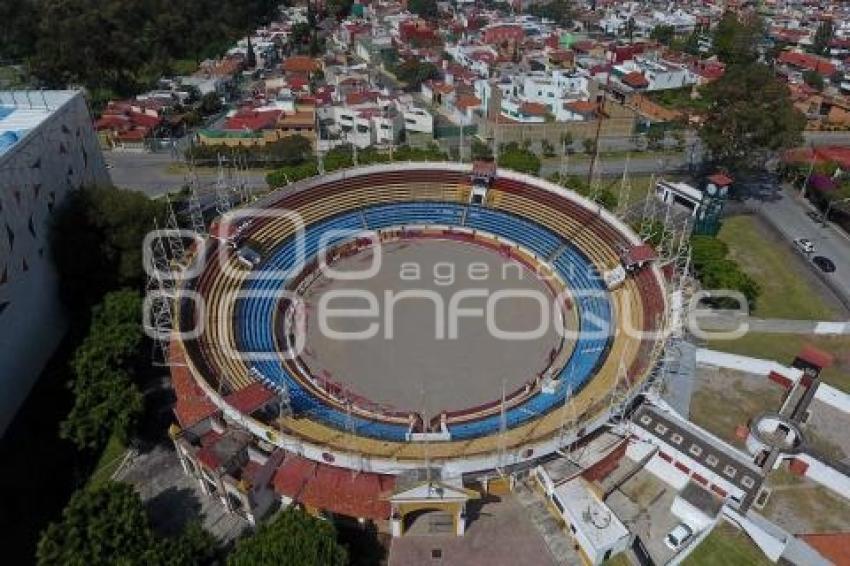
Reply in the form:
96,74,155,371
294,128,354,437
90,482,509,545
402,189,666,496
476,70,591,123
613,56,695,92
552,477,631,565
0,91,110,434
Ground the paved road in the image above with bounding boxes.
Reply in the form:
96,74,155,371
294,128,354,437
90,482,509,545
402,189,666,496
106,151,268,198
745,179,850,310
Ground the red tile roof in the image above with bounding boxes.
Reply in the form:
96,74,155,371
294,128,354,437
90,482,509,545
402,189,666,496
622,71,650,88
272,454,394,520
564,100,597,115
225,382,275,414
800,533,850,565
777,51,837,76
224,109,282,131
623,244,657,266
170,346,218,428
708,173,734,186
519,101,548,116
282,56,320,74
455,94,482,111
798,345,835,370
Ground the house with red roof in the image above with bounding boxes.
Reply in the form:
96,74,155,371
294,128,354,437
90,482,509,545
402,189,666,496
777,51,837,79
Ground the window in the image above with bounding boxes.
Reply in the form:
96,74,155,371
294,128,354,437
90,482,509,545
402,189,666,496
640,415,652,426
706,454,719,467
670,433,683,445
553,495,565,514
723,465,737,478
654,423,668,435
689,444,703,457
741,476,755,489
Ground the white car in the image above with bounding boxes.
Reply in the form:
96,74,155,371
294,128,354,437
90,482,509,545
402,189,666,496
794,238,815,254
664,523,694,551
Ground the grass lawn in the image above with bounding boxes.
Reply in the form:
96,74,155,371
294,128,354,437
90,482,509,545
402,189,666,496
689,369,786,447
682,522,771,566
707,333,850,392
718,215,837,320
87,432,128,489
602,552,632,566
762,467,850,533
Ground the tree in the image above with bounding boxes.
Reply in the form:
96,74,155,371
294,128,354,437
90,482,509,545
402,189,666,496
50,186,166,309
198,92,222,115
325,0,353,20
650,25,676,45
712,11,762,65
528,0,574,27
60,290,146,450
393,60,440,90
582,138,597,156
497,143,541,175
699,63,805,170
266,135,313,165
541,139,556,157
646,127,665,151
228,507,347,566
37,483,217,566
625,17,636,42
813,19,834,56
408,0,438,19
690,235,729,269
802,69,825,91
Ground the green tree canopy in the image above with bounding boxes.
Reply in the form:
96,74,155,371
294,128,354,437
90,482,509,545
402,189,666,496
228,507,347,566
408,0,438,19
813,19,834,56
60,290,146,450
393,59,440,90
37,483,217,566
650,25,676,45
528,0,574,27
27,0,278,102
497,142,541,175
50,186,166,309
712,11,763,65
699,63,805,170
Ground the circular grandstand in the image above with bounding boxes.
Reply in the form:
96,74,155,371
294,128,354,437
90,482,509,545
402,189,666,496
172,162,669,476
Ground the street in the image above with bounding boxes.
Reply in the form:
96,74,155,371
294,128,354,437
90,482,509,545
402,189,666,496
754,182,850,309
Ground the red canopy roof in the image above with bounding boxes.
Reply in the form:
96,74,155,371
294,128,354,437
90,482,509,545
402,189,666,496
797,344,834,370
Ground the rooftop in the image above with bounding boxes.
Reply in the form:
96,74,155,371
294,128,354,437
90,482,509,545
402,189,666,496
553,477,629,550
0,91,78,157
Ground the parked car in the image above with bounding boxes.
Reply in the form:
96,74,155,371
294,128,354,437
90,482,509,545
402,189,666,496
664,523,694,551
807,210,824,223
813,256,836,273
794,238,815,254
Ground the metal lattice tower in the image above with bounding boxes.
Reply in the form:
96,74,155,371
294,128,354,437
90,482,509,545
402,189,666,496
186,177,207,237
164,196,186,262
615,155,632,218
588,147,604,203
608,360,632,423
145,218,176,365
638,175,659,242
214,154,232,216
557,380,578,457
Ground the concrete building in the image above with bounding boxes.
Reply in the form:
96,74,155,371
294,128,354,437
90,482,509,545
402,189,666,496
0,90,109,434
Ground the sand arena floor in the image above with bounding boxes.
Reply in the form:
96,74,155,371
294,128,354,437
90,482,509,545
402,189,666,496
298,239,577,415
